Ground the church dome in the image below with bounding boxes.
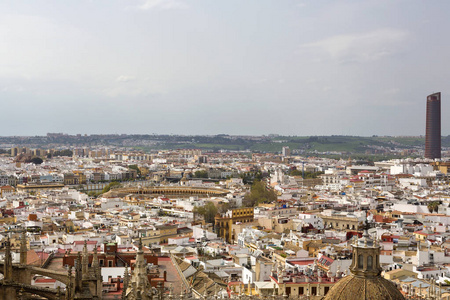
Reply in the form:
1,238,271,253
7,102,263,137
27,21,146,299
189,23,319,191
324,219,405,300
323,274,405,300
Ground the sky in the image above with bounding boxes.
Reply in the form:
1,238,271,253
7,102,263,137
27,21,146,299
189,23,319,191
1,0,449,136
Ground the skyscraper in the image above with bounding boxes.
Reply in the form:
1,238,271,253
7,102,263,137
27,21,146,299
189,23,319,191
281,146,291,157
425,92,441,159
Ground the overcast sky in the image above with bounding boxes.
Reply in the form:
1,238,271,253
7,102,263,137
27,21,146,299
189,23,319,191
1,0,449,136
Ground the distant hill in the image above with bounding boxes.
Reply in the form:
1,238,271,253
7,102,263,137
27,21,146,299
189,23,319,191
0,134,438,160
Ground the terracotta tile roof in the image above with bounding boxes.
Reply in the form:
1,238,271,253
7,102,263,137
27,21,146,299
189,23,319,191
27,250,42,266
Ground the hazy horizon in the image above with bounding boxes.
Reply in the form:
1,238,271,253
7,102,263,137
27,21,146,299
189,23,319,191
0,133,433,138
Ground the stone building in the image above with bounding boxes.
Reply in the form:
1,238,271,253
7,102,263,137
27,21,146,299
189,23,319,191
215,208,254,243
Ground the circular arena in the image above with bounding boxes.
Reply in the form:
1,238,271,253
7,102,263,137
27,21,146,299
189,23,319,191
108,186,230,197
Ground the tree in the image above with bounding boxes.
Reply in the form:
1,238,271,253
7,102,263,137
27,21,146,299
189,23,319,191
427,201,439,213
289,169,303,176
52,149,73,157
240,171,264,184
0,149,10,155
128,165,142,177
102,181,121,194
254,171,263,181
289,168,324,178
193,202,218,223
193,170,208,178
218,202,235,214
243,180,277,207
30,157,43,165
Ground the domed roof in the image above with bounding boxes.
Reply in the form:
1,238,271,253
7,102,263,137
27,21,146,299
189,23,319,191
323,274,405,300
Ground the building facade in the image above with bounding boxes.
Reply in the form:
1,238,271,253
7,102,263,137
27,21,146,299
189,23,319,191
215,208,254,243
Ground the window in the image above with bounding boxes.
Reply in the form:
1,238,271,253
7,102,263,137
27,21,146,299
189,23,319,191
367,256,373,270
358,255,363,269
286,287,291,296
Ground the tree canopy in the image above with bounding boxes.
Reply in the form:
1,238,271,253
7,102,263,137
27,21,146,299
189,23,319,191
239,171,263,184
193,170,208,178
128,165,142,177
427,201,440,213
193,201,218,223
243,180,277,207
52,149,73,157
289,168,324,178
102,181,121,194
30,157,43,165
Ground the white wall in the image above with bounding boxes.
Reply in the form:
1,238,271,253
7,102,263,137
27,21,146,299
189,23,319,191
101,267,126,283
380,254,394,265
416,250,450,266
168,237,189,245
242,267,255,284
329,259,352,276
391,203,429,214
257,261,272,281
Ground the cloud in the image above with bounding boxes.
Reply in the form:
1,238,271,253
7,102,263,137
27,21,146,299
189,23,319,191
103,76,164,98
101,85,158,98
116,75,135,83
300,28,409,63
383,88,400,95
0,14,89,80
0,84,25,93
135,0,188,11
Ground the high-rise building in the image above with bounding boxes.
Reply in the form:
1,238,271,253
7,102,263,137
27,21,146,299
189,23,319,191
282,146,291,157
425,92,441,159
11,147,19,157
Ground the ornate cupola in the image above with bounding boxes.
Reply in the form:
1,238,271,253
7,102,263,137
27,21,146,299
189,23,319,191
349,219,382,278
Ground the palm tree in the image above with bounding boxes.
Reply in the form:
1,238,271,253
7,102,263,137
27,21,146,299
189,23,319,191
427,201,439,213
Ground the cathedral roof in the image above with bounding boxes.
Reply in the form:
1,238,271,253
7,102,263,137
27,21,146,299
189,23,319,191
323,274,405,300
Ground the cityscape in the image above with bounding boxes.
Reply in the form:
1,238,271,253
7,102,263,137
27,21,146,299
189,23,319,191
1,1,450,300
0,91,447,299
